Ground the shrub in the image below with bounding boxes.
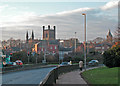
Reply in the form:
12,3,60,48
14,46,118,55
103,45,120,68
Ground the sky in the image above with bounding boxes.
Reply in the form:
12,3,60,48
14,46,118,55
0,0,119,42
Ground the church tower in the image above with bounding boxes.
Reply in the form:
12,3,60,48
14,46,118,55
107,29,113,43
43,25,56,40
32,30,34,40
26,31,29,42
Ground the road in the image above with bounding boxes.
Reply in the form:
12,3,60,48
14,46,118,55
2,67,56,85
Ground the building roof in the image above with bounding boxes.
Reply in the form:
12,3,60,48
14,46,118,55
49,40,59,45
95,42,112,47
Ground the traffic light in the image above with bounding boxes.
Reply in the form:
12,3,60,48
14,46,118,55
27,52,30,57
10,53,13,57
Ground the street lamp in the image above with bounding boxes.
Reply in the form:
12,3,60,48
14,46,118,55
59,40,64,64
75,32,77,52
82,13,87,71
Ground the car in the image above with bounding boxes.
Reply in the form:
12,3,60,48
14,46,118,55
15,60,23,65
88,60,99,66
59,62,70,66
12,62,16,66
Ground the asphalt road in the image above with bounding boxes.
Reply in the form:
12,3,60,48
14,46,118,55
2,67,56,85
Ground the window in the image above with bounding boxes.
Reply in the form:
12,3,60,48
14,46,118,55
95,47,101,49
102,47,104,49
46,33,48,37
55,46,57,49
50,46,52,49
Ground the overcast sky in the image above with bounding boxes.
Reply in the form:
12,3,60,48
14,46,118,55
0,0,119,42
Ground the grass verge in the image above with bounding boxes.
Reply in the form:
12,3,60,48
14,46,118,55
82,67,119,85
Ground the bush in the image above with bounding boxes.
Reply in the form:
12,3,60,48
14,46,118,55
12,51,28,63
46,54,58,62
103,45,120,68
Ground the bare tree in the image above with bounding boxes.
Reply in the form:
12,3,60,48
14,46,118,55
114,27,120,42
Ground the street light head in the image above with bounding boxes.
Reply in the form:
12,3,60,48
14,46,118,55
82,13,86,15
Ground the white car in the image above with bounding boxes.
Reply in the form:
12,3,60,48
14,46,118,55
88,60,99,66
12,62,16,66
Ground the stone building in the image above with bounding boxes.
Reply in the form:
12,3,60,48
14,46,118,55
43,25,56,40
107,29,113,43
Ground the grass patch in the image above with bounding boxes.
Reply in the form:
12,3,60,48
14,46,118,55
82,67,119,85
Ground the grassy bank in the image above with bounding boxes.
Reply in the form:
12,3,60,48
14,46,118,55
82,67,119,85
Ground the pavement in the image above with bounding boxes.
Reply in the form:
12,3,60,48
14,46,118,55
56,70,87,85
56,66,101,85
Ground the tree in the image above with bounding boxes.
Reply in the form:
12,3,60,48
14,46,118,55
114,27,120,43
103,44,120,68
12,51,28,63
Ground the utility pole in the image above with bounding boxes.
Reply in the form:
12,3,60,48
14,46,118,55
36,53,37,64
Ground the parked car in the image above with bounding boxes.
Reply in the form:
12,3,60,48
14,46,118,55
59,62,70,66
88,60,99,66
12,62,16,66
15,60,23,65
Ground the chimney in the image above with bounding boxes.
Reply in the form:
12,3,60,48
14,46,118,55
48,25,50,30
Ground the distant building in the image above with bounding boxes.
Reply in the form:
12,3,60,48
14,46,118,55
107,29,113,43
48,40,59,54
26,30,34,43
59,38,79,52
91,37,104,43
59,47,72,60
95,42,112,53
34,40,59,54
43,25,56,40
25,30,40,52
76,43,84,53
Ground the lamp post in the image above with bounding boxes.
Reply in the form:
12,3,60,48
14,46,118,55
82,13,87,71
59,40,64,64
75,32,77,52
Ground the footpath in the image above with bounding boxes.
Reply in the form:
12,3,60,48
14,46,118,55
56,67,100,85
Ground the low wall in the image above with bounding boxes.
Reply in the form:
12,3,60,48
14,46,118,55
40,64,79,86
2,63,55,73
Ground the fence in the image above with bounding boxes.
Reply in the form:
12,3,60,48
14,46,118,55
40,64,79,86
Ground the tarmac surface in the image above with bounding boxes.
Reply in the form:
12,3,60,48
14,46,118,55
56,67,100,85
2,67,55,84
